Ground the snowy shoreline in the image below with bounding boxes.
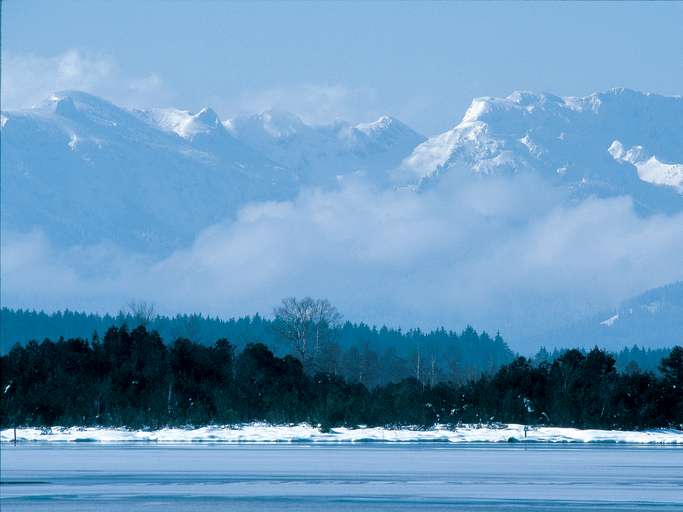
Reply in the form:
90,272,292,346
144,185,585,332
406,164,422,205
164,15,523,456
2,423,682,444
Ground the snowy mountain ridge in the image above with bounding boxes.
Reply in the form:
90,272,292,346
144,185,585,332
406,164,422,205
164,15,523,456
1,91,426,253
608,140,683,192
138,105,426,185
224,109,426,186
1,91,296,253
2,88,682,250
139,106,226,140
402,88,683,211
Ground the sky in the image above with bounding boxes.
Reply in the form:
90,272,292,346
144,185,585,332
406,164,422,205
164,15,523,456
2,1,682,135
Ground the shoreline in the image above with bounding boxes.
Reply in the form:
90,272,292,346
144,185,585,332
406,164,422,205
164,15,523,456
2,423,682,445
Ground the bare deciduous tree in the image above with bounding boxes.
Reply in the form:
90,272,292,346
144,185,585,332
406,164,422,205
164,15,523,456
127,301,157,327
273,297,341,367
310,298,342,360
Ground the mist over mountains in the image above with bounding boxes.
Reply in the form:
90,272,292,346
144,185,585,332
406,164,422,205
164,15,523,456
530,281,683,351
2,88,682,351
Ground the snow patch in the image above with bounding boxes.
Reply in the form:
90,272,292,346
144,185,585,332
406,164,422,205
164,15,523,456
402,89,683,203
600,313,619,327
143,107,223,139
462,99,490,124
400,128,464,179
519,135,541,157
356,115,395,135
2,424,682,444
68,133,79,151
609,140,683,192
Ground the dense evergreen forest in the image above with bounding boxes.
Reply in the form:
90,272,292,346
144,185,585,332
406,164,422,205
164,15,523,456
0,307,671,378
1,324,681,430
1,306,515,385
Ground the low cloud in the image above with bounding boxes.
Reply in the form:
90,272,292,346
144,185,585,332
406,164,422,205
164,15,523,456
2,173,682,351
1,50,171,110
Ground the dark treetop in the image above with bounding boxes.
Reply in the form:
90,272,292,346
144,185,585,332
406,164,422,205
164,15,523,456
1,324,681,430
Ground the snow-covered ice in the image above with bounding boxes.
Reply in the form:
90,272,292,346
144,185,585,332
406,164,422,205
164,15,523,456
2,423,681,444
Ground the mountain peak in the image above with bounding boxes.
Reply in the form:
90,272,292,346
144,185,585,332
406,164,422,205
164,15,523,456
259,109,307,138
194,107,221,126
34,90,143,131
49,94,79,117
402,89,683,208
356,115,399,135
225,109,308,140
357,115,424,141
48,90,121,113
599,87,650,99
141,106,225,140
506,90,563,106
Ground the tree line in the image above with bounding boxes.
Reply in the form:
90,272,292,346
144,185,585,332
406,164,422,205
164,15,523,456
2,324,681,430
1,303,515,386
0,305,671,381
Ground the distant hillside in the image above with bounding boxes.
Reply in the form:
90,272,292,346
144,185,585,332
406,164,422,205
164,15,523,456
529,282,683,351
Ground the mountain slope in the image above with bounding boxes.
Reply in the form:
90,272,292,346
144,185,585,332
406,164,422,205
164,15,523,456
225,110,426,186
529,282,683,351
401,88,683,213
1,92,424,253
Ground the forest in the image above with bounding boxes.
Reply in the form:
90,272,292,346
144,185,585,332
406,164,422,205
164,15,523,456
0,306,672,379
1,305,516,385
1,321,681,430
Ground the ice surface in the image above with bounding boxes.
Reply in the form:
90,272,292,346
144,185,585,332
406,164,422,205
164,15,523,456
4,443,683,511
2,423,681,444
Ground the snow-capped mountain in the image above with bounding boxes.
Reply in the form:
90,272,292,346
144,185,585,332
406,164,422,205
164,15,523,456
138,106,226,140
1,91,299,253
2,88,682,255
401,88,683,213
224,110,426,186
529,282,683,351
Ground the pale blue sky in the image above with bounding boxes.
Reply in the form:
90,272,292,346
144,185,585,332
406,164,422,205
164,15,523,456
2,1,682,134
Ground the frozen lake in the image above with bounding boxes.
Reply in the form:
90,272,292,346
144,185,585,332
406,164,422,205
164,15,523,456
2,444,682,511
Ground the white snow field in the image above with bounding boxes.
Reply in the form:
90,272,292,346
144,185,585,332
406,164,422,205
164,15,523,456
2,423,682,444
